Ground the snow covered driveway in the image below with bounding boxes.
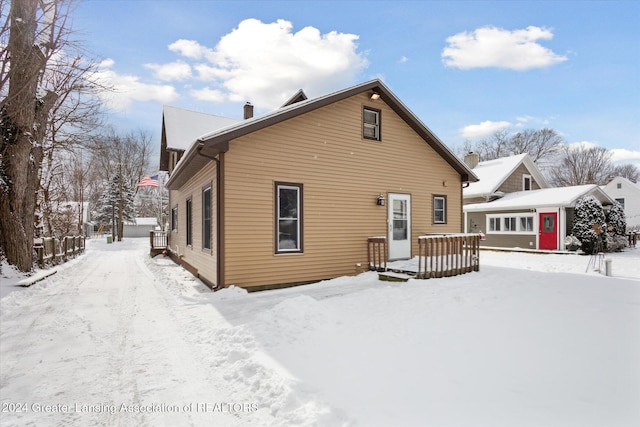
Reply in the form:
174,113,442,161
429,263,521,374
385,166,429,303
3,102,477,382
1,238,639,426
0,240,249,426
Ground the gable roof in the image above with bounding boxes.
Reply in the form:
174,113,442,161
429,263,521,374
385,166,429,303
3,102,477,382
167,79,478,189
602,176,640,194
463,153,549,199
162,105,240,152
464,184,614,212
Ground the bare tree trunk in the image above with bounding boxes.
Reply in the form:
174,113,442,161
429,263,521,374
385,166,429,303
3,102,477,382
0,0,43,271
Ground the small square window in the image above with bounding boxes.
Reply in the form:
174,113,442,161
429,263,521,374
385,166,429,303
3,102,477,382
363,107,381,141
617,183,622,189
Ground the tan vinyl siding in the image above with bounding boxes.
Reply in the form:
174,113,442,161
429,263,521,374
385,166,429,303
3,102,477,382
223,93,462,288
498,164,541,193
169,161,217,285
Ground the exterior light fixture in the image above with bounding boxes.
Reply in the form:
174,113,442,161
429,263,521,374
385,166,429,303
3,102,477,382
370,92,381,100
377,194,386,206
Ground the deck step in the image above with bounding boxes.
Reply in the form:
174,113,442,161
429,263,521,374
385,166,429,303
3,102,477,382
378,272,413,282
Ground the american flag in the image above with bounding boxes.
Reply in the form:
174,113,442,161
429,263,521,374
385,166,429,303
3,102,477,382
137,175,159,187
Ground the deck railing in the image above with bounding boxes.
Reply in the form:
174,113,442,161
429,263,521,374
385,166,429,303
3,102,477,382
367,236,387,271
34,235,85,268
150,230,168,250
417,233,480,279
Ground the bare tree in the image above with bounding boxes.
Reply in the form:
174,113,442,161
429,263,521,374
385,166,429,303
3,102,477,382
0,0,108,270
549,145,614,186
86,128,154,240
612,163,640,183
462,127,563,167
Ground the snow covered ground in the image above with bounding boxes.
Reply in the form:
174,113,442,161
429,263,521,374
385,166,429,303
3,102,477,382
1,238,639,426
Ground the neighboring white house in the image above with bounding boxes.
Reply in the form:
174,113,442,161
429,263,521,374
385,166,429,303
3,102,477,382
602,176,640,229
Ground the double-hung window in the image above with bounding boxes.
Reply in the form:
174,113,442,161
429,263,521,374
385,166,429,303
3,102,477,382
433,195,447,224
202,185,212,251
276,182,303,253
186,197,192,246
363,107,381,140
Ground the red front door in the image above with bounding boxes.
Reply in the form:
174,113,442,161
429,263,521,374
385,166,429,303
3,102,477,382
539,212,558,250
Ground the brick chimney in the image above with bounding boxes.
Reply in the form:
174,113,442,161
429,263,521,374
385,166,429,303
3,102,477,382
243,102,254,119
464,152,479,169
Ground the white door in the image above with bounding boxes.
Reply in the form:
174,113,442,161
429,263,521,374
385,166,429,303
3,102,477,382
388,193,411,260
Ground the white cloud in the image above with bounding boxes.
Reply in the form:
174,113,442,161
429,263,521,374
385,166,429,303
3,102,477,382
165,18,368,109
168,39,212,59
144,60,192,81
190,87,226,103
461,120,511,139
610,148,640,164
399,56,409,63
91,59,179,111
442,26,568,70
567,140,599,150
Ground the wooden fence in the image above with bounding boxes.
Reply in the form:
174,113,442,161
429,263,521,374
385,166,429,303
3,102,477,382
417,233,480,279
149,230,168,257
34,235,85,268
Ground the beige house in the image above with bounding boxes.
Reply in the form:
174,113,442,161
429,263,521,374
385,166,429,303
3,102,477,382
163,79,478,291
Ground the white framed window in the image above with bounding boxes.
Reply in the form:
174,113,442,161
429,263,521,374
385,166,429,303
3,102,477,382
504,217,517,231
433,195,447,224
276,182,303,253
363,107,381,140
523,174,532,191
487,214,536,234
520,216,533,232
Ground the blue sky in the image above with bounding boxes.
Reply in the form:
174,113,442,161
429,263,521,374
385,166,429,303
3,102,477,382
73,0,640,166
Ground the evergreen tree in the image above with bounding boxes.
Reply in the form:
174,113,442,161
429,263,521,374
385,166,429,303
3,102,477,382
605,200,628,252
93,175,135,239
606,201,626,235
572,195,606,254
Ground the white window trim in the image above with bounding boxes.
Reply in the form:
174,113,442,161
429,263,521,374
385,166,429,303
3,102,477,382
433,196,446,224
486,213,536,235
276,183,303,253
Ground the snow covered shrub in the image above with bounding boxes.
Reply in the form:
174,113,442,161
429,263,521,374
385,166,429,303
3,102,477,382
564,235,582,251
606,201,627,236
572,195,606,254
604,201,627,252
605,234,627,252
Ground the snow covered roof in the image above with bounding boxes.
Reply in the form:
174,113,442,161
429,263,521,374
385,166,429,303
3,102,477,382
162,106,240,152
463,153,549,199
464,184,615,212
128,217,158,226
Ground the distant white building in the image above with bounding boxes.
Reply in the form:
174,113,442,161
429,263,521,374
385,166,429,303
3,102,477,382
602,176,640,230
123,217,159,238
